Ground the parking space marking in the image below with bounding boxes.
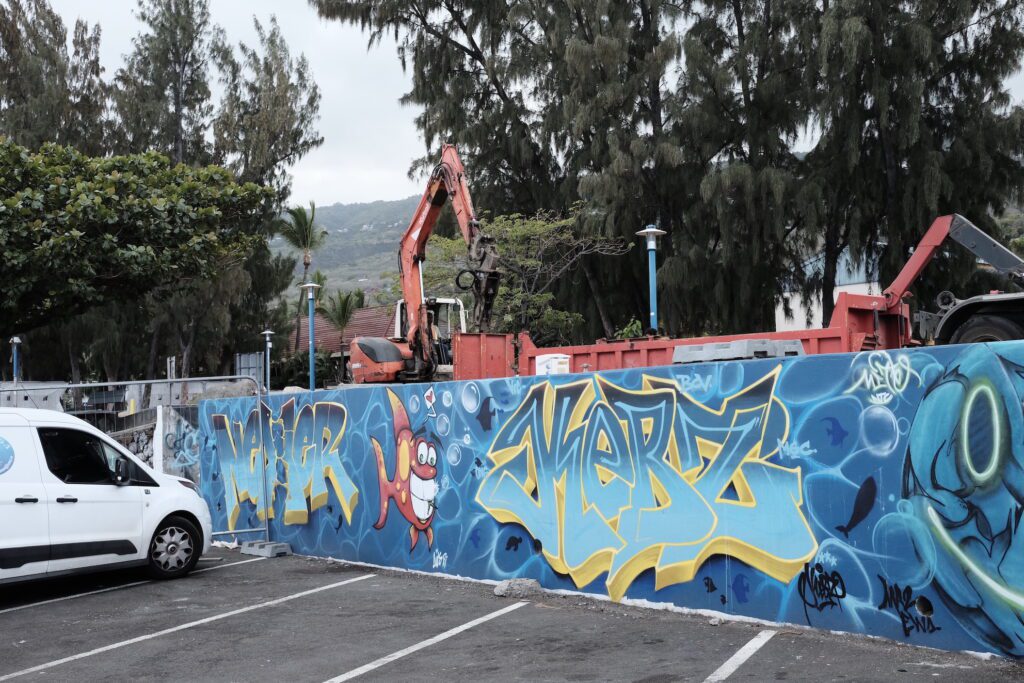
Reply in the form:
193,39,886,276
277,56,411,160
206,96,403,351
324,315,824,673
0,573,375,681
703,630,777,682
324,601,529,682
0,557,266,616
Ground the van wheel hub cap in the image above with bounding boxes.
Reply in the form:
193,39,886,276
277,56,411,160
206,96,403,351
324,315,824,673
152,526,193,571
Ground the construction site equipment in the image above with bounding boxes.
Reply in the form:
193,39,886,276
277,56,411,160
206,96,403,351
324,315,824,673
349,145,500,384
453,214,1024,379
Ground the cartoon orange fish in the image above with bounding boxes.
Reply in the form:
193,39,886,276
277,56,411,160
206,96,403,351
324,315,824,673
372,389,439,551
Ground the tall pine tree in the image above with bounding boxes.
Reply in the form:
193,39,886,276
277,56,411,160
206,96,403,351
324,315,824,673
806,0,1024,322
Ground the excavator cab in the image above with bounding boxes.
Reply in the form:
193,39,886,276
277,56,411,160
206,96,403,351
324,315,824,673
394,298,467,378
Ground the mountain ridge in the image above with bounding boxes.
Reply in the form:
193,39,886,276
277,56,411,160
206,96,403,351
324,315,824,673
273,194,419,292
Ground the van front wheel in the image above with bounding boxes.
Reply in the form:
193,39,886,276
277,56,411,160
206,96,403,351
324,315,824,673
147,516,200,579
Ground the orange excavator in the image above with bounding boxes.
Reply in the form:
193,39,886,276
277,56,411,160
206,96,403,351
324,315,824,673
349,145,500,384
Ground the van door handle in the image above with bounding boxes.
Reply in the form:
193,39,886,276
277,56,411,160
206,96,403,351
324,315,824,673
15,496,38,503
56,496,78,503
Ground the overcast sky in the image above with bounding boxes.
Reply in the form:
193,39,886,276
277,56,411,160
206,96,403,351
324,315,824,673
49,1,1024,208
50,0,423,206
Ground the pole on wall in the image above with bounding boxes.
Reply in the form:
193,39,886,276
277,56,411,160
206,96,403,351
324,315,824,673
9,336,21,384
299,283,321,393
260,329,274,395
635,225,666,333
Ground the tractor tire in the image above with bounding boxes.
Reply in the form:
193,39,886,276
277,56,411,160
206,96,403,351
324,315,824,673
949,314,1024,344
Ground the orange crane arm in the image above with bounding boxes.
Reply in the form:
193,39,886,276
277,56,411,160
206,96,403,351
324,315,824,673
398,144,500,376
882,215,954,310
883,214,1024,310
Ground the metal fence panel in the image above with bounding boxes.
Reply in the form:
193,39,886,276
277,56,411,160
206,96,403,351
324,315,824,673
0,376,268,541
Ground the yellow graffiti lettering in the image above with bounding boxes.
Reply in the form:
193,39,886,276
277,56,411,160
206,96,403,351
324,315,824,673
476,368,817,601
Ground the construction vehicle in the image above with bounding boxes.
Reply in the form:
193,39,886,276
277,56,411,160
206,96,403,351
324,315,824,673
452,213,1024,379
349,145,500,384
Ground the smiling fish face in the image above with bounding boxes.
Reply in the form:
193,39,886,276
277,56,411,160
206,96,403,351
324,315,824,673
903,344,1024,656
372,389,441,551
409,439,439,526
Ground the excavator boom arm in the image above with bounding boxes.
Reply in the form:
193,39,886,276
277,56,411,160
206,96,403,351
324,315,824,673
397,144,500,378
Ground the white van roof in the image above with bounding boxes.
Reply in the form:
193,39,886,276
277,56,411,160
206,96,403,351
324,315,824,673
0,408,89,427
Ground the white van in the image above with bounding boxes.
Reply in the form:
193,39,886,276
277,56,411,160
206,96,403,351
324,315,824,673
0,408,212,584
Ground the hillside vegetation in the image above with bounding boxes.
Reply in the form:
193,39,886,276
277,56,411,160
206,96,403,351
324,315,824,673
273,195,419,292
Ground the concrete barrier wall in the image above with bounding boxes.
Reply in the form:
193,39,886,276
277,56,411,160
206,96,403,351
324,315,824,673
197,341,1024,657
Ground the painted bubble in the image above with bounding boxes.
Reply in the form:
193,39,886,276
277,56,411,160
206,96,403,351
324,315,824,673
860,405,899,456
437,414,450,436
463,433,472,445
0,436,13,475
461,383,481,413
446,443,462,466
408,394,421,414
442,391,453,408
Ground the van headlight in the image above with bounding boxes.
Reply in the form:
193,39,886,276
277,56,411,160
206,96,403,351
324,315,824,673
178,479,201,495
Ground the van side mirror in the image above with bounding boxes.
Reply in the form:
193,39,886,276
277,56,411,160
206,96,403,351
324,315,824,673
114,457,131,486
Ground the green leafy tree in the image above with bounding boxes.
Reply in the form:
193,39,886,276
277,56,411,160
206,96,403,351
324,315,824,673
0,139,271,336
1,0,321,381
111,0,214,163
663,0,817,334
212,16,323,203
312,1,809,338
319,288,365,332
0,0,107,153
278,202,328,349
805,1,1024,322
222,246,297,368
312,0,561,213
425,211,628,345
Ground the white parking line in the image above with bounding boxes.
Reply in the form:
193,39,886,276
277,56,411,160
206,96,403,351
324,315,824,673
703,630,777,682
0,557,266,616
0,573,374,681
324,601,529,682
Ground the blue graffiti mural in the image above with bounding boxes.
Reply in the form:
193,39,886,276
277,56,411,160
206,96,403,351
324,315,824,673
197,341,1024,658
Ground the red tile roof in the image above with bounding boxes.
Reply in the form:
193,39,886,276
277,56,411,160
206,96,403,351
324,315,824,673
289,305,395,355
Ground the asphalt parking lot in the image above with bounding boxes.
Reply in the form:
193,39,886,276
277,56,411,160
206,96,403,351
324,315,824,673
1,548,1023,682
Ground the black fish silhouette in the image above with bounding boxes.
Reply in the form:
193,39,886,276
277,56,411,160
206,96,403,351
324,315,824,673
476,397,497,431
703,576,717,593
836,476,877,538
505,536,523,552
822,417,849,446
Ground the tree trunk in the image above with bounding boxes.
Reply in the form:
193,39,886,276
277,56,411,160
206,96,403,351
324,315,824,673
821,239,839,328
293,262,309,351
180,323,196,379
582,259,615,339
103,354,117,384
68,346,81,385
145,319,163,380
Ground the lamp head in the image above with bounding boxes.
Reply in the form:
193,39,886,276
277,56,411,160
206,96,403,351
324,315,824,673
635,224,666,250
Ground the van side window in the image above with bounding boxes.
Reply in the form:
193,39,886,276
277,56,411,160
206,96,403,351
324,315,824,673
37,428,116,485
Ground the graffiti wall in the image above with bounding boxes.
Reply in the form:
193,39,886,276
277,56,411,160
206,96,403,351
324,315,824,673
197,342,1024,657
160,405,202,483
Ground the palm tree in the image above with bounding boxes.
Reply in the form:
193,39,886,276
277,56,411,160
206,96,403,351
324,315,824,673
320,289,365,333
310,270,328,307
277,202,328,350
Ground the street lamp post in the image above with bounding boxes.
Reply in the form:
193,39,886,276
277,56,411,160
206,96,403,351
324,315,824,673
299,283,321,393
260,330,274,395
9,336,21,384
635,224,666,334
